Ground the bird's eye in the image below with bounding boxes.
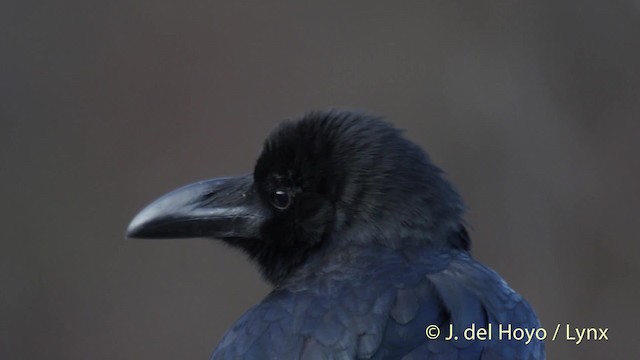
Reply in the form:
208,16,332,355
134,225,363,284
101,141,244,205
271,190,291,210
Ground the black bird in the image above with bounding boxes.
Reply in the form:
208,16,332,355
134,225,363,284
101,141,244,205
127,111,544,359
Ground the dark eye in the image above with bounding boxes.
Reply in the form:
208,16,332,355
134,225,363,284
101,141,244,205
270,190,292,210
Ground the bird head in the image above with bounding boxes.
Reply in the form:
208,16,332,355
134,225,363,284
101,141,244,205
127,111,468,284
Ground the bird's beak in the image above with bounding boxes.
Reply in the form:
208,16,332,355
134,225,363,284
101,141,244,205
126,175,265,240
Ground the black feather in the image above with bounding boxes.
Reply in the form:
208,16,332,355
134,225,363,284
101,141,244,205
129,110,544,359
209,111,544,359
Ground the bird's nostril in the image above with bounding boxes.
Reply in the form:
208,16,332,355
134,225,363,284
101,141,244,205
197,190,219,207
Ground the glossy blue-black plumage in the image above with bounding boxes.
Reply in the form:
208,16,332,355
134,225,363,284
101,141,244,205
127,110,544,359
210,111,544,359
212,246,542,359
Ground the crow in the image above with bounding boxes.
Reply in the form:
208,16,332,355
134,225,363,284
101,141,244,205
127,111,545,359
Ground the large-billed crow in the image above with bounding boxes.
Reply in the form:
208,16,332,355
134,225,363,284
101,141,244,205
127,111,544,359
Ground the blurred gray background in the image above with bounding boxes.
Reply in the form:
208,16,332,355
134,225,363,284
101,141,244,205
2,1,639,359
